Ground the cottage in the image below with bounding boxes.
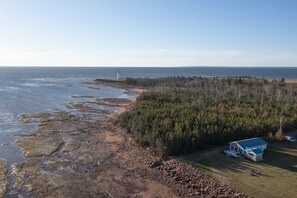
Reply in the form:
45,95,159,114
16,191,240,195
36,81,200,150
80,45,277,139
226,137,268,162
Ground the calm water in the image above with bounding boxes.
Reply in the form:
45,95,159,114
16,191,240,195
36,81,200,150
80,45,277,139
0,66,297,165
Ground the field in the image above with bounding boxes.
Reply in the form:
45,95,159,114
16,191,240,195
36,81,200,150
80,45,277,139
183,143,297,198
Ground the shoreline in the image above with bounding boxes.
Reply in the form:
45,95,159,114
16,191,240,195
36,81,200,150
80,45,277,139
0,80,248,197
1,86,179,197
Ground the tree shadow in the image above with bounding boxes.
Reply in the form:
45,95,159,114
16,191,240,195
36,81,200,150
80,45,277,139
183,147,260,174
260,144,297,172
182,143,297,175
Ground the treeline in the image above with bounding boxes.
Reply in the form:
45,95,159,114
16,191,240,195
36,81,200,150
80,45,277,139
118,77,297,155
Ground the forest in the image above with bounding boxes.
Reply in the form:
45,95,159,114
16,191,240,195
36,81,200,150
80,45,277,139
118,77,297,155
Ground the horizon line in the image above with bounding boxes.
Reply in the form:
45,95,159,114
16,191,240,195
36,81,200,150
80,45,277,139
1,65,297,68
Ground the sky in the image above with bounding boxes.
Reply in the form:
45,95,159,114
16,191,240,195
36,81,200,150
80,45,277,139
0,0,296,67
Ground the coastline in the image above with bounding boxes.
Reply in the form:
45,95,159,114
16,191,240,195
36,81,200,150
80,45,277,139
0,80,248,197
1,85,178,197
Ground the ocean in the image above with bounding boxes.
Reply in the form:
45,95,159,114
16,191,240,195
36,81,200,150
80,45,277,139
0,66,297,165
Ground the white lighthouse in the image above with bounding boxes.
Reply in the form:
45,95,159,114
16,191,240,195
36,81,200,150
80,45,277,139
117,71,120,80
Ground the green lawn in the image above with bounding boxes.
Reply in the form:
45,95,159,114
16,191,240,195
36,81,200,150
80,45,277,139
183,143,297,198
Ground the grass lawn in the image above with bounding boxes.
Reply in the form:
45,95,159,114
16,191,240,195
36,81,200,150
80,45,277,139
182,143,297,198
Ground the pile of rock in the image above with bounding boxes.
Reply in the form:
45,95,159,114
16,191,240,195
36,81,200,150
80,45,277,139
144,158,249,197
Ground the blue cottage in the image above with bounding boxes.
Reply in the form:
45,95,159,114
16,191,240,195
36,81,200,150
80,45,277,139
228,137,268,162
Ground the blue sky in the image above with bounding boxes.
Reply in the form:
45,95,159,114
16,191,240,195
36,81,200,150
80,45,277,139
0,0,296,66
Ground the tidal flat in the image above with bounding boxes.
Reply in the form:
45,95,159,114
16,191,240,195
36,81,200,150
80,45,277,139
1,89,177,197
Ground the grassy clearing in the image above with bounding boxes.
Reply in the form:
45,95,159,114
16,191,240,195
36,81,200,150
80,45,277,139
285,79,297,84
265,78,297,84
183,143,297,198
187,161,213,176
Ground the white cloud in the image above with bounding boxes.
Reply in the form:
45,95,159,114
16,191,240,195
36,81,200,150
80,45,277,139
0,49,296,66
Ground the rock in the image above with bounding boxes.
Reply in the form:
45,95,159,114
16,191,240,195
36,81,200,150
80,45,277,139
150,160,163,168
0,158,8,197
16,136,64,157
